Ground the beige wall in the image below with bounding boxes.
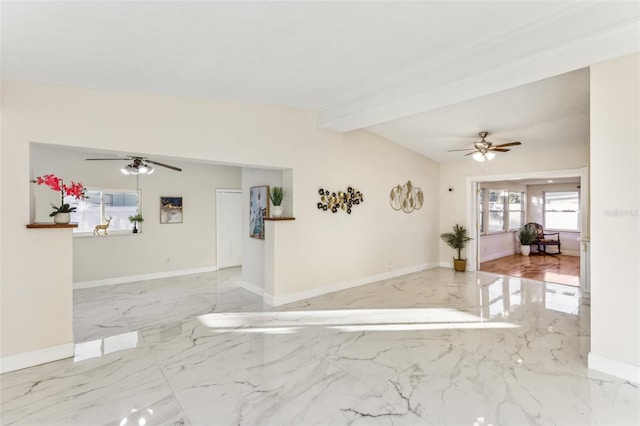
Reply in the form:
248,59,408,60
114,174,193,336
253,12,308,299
589,53,640,372
0,81,440,360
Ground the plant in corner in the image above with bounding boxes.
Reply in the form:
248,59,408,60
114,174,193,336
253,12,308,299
128,214,144,234
517,225,538,256
440,224,473,272
269,187,285,218
32,174,86,224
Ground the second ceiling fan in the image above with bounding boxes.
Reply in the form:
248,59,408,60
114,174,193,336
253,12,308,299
86,155,182,175
448,132,522,161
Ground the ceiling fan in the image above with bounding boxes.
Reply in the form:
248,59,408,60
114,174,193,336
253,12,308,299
86,156,182,175
448,131,522,161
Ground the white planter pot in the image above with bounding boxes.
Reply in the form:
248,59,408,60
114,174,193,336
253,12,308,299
54,212,71,224
520,245,531,256
271,206,283,218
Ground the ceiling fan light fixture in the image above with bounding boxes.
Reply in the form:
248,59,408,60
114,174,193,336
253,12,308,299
472,152,485,162
146,165,155,174
485,152,496,160
137,164,150,174
121,164,137,175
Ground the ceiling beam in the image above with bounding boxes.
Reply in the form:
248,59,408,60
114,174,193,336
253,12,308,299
317,2,640,133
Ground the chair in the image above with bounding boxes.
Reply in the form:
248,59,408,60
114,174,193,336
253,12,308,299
525,222,561,255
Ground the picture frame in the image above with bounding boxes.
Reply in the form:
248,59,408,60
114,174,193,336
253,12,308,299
160,196,183,224
249,186,269,239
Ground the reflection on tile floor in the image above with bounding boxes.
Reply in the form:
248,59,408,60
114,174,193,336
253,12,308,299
1,267,638,425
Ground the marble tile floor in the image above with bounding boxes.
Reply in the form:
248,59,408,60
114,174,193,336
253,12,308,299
1,267,638,425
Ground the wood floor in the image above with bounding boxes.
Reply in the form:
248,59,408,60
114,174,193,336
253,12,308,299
480,253,580,287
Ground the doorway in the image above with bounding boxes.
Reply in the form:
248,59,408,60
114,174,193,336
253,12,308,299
216,189,243,269
466,167,590,293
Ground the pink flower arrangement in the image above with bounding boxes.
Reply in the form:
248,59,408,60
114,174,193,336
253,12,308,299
33,174,87,216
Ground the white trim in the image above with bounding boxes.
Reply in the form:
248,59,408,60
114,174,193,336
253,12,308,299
74,266,218,289
237,280,264,297
1,343,74,374
264,263,439,306
588,352,640,384
562,250,580,257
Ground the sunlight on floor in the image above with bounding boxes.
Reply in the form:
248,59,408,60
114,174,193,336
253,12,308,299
196,308,519,333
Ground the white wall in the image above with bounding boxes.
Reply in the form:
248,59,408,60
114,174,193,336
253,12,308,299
31,145,241,283
440,147,589,265
0,81,440,362
241,167,283,290
589,53,640,381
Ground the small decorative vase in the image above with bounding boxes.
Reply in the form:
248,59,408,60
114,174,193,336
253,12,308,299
133,223,138,234
54,212,71,224
271,206,283,219
520,245,531,256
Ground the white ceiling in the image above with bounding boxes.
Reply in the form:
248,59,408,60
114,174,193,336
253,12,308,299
2,1,638,163
367,68,590,163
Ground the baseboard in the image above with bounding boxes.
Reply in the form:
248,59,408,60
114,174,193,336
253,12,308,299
439,261,451,268
237,281,264,297
265,262,438,306
562,250,580,257
1,343,74,374
74,266,219,289
588,352,640,384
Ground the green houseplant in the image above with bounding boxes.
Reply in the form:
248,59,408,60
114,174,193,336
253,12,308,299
128,214,144,234
440,224,473,272
517,225,538,256
269,187,285,218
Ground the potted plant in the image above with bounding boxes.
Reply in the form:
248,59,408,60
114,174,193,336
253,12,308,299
128,213,144,233
32,174,86,224
517,225,537,256
440,224,473,272
269,187,285,218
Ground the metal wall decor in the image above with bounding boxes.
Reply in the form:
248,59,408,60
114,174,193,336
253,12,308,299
317,187,363,214
389,180,424,213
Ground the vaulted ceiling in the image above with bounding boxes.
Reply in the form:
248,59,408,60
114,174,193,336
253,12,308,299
2,1,638,162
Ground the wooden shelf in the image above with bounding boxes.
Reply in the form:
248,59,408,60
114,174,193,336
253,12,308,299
264,217,296,221
27,223,78,229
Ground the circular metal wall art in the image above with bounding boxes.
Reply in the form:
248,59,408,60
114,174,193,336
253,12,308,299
390,180,424,213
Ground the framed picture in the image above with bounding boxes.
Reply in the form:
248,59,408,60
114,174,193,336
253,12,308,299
249,186,269,239
160,196,183,224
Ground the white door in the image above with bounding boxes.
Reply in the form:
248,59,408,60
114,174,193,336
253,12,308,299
216,189,243,269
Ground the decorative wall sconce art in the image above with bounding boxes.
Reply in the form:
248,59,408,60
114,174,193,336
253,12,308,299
389,180,423,213
317,186,363,214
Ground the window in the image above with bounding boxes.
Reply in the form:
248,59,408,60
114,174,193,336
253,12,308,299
65,189,140,234
544,191,579,231
508,192,523,230
487,190,505,232
479,188,525,234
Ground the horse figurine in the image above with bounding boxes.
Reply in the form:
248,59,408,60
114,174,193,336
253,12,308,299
94,216,112,236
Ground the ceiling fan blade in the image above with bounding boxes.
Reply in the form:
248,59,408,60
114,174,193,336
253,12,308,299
493,141,521,148
146,159,182,172
86,157,129,161
464,151,479,156
489,148,511,152
447,148,475,152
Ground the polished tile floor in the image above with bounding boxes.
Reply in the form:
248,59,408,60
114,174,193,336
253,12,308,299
1,267,639,425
